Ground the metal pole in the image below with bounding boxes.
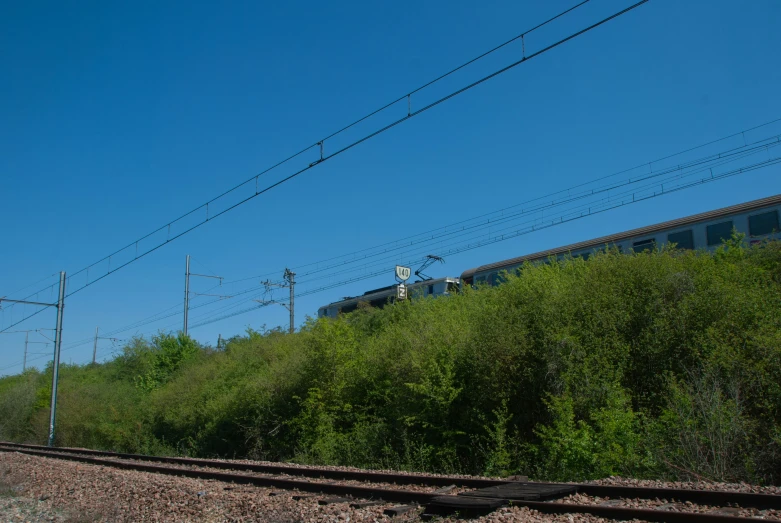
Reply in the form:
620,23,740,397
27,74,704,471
286,269,295,334
23,331,28,372
92,326,99,364
48,271,66,447
183,255,190,336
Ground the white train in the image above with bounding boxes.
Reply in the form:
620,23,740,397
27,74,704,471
318,194,781,317
461,193,781,286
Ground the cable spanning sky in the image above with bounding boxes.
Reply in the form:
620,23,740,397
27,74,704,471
1,0,780,375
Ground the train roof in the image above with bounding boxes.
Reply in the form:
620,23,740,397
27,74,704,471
461,193,781,280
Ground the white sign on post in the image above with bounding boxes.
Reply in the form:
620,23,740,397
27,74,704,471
397,283,407,300
395,265,411,281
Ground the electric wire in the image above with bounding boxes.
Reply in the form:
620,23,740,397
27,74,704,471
28,129,781,356
3,0,595,305
0,273,58,305
220,116,781,286
290,137,781,285
207,131,779,295
7,150,779,372
3,127,778,371
188,155,781,329
292,140,780,283
0,0,648,333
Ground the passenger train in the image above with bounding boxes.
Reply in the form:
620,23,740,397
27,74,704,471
318,194,781,318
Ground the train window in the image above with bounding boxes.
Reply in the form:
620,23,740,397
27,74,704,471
428,284,434,295
667,230,694,250
707,220,733,246
749,210,779,236
632,239,655,253
447,281,459,293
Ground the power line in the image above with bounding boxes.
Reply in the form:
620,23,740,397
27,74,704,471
214,129,780,295
0,273,58,305
6,150,779,373
219,116,781,286
1,0,648,332
291,136,781,285
188,152,781,330
63,129,781,342
3,121,777,373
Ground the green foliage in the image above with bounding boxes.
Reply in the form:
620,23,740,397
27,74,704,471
134,333,200,392
534,387,647,481
1,239,780,483
0,371,40,442
649,368,752,482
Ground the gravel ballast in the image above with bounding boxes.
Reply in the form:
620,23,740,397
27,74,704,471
2,451,779,522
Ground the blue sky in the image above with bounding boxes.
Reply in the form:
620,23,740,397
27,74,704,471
2,0,780,376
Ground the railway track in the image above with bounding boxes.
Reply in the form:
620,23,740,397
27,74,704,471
2,441,780,522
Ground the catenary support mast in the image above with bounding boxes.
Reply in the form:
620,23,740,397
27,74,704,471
48,271,66,447
183,255,190,335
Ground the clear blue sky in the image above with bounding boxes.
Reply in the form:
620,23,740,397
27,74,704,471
2,0,780,376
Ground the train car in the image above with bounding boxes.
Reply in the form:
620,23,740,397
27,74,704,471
461,193,781,286
318,277,461,319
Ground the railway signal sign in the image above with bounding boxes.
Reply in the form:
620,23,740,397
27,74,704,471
395,265,411,282
397,283,407,300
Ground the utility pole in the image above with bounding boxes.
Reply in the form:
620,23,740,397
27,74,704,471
49,271,66,447
184,255,190,336
0,330,50,372
183,254,224,336
89,327,121,364
21,334,49,372
93,326,99,364
285,269,295,334
255,268,296,334
0,271,65,447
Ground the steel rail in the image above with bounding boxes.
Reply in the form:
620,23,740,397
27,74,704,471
0,441,509,488
2,442,780,510
1,444,775,523
0,446,435,504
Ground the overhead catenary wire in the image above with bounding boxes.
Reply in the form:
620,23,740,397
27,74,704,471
218,129,781,293
291,138,781,285
0,0,648,333
0,273,59,308
189,154,781,329
2,0,594,305
4,124,778,374
30,127,781,360
293,145,780,283
8,150,779,372
219,115,781,287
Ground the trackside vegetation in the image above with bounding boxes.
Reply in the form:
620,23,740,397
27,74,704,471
1,237,780,484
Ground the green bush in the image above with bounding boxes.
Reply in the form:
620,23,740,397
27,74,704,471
1,240,779,483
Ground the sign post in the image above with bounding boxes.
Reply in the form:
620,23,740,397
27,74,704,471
395,265,411,301
395,265,411,281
